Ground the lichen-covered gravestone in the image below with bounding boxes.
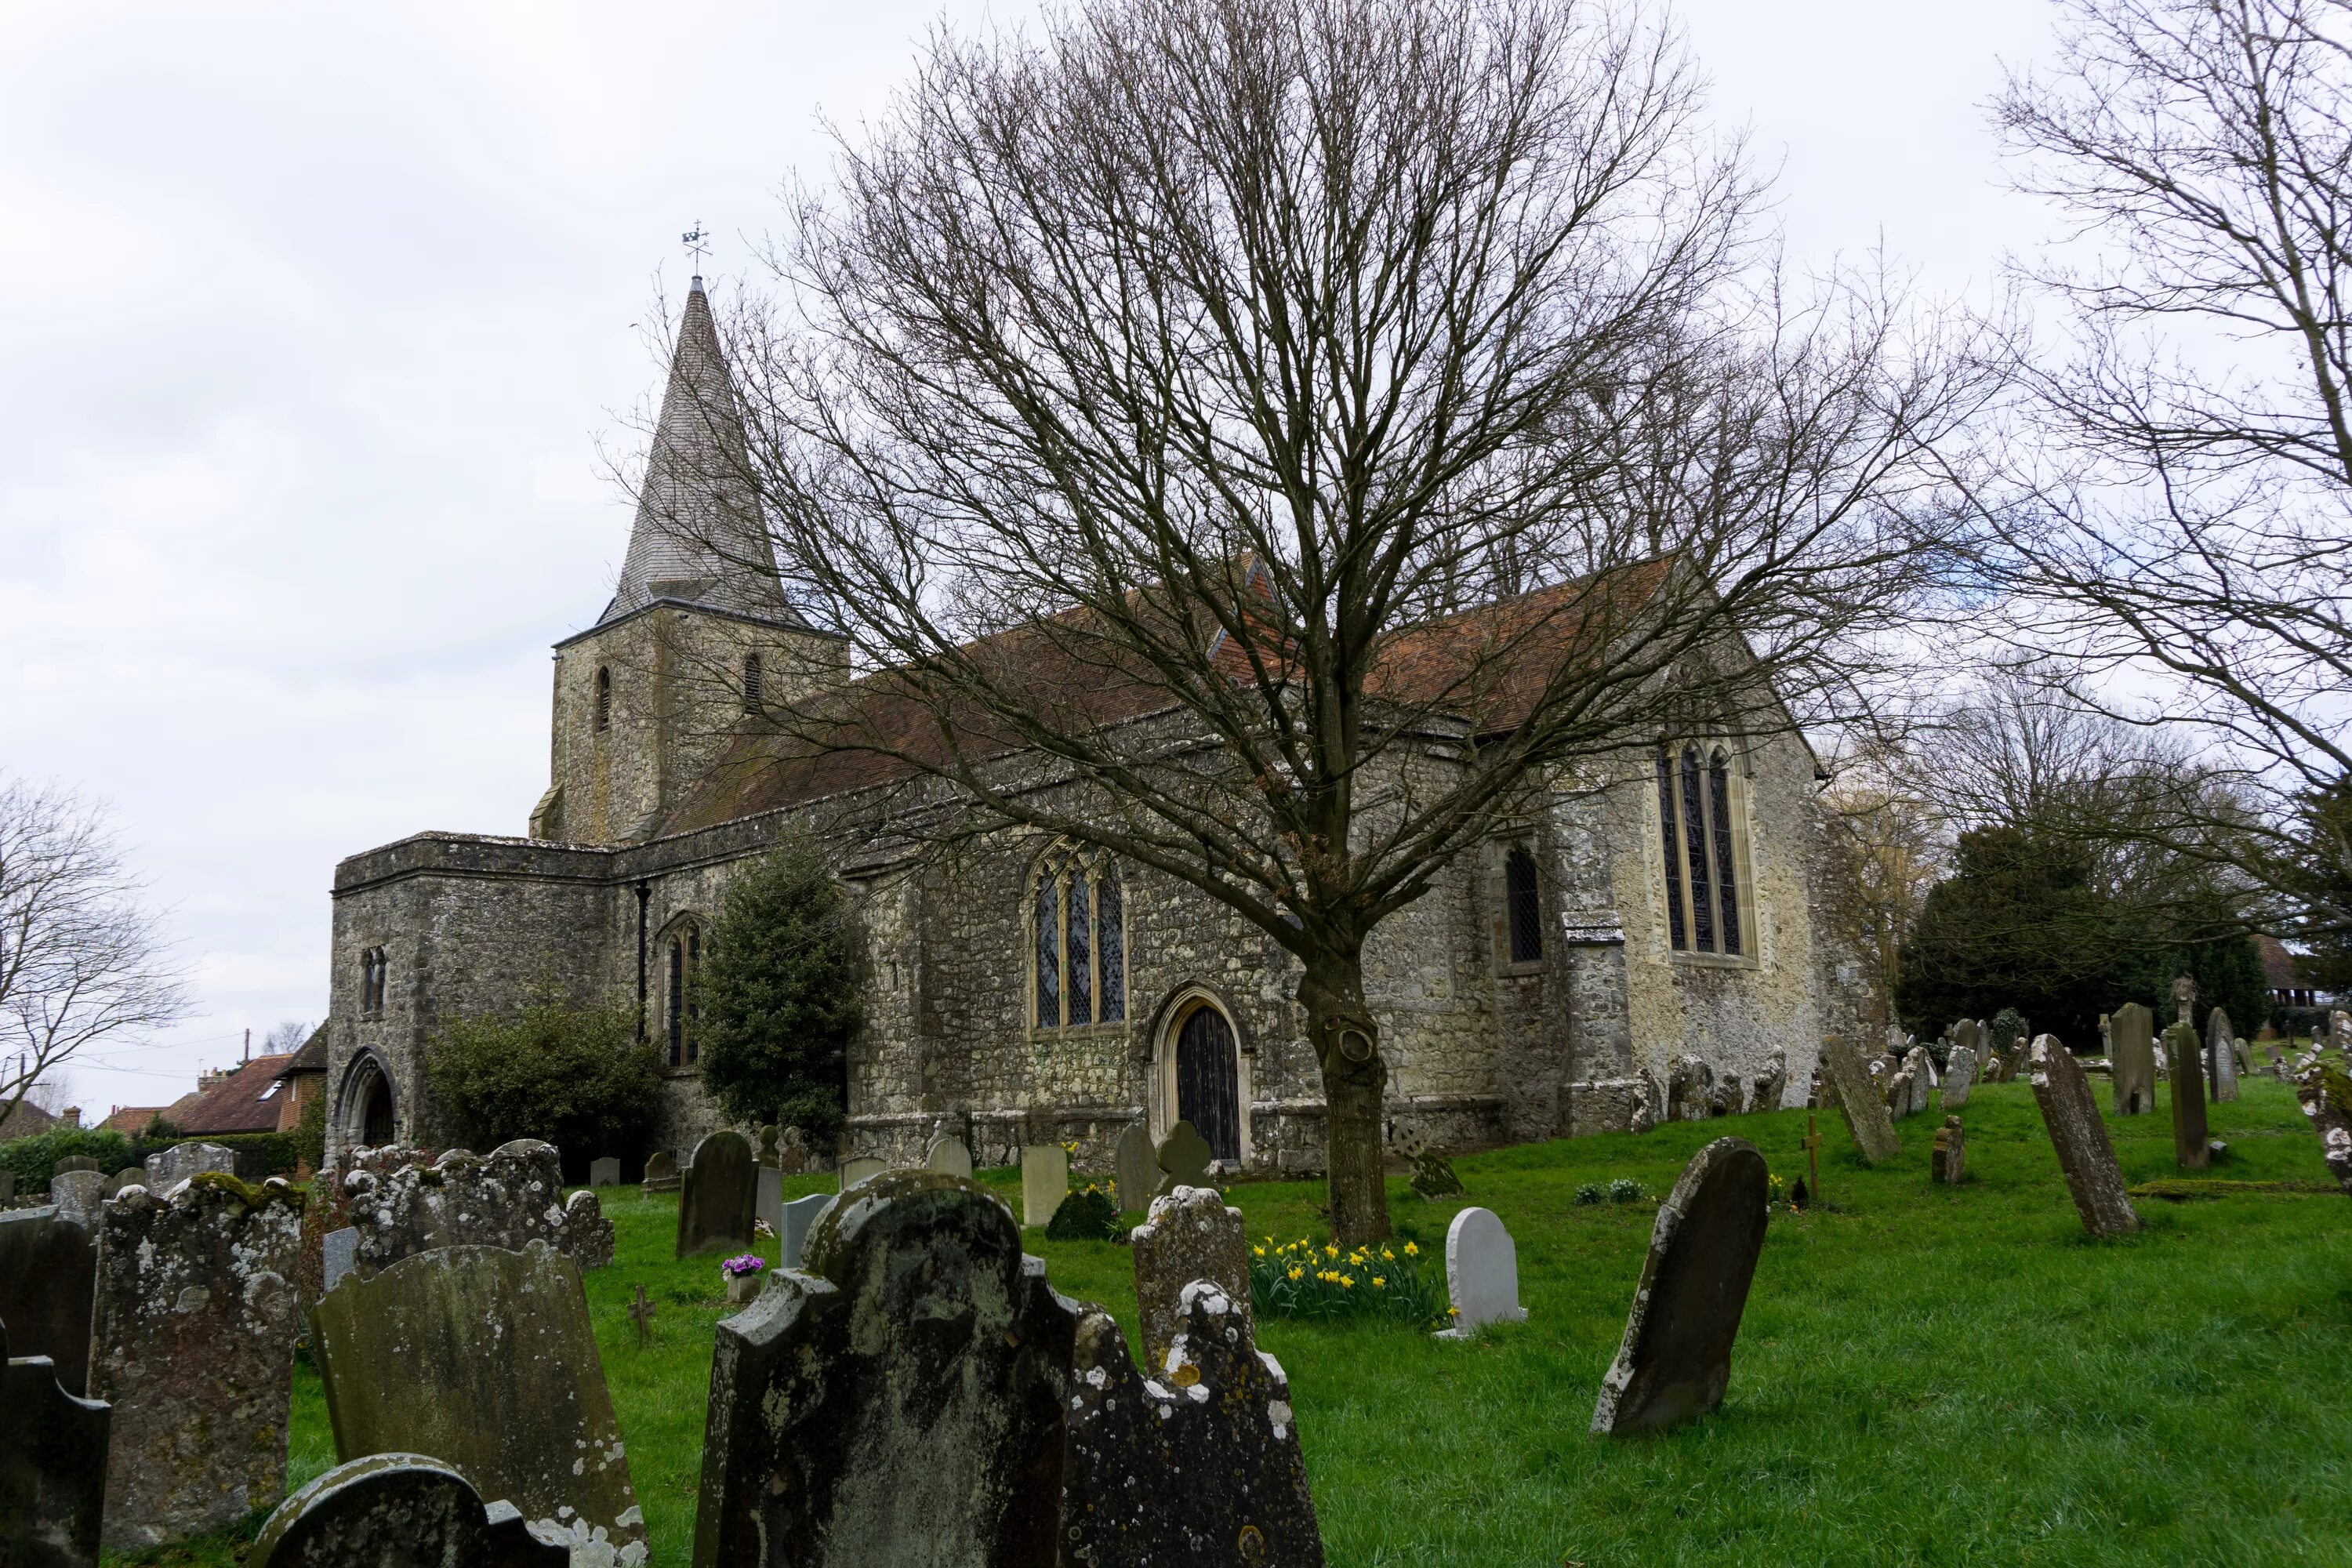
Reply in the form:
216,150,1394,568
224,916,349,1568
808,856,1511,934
924,1134,973,1178
2294,1058,2352,1196
2111,1002,2158,1115
776,1192,830,1271
310,1241,645,1564
0,1207,97,1396
2028,1035,2140,1237
142,1142,236,1193
1820,1036,1900,1163
1435,1206,1528,1338
1590,1137,1769,1437
677,1131,759,1259
1942,1045,1976,1111
1931,1116,1966,1185
1020,1144,1069,1228
1903,1046,1934,1116
1750,1049,1788,1113
321,1227,358,1296
1,1316,111,1568
1112,1123,1155,1214
2206,1007,2239,1103
252,1454,570,1568
1130,1185,1252,1371
89,1174,306,1552
347,1140,613,1277
46,1171,103,1232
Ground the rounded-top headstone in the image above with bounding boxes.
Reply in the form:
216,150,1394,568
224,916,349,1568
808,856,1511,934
1436,1206,1527,1338
677,1130,758,1258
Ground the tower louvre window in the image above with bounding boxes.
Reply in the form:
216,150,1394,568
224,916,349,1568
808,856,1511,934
1505,848,1544,964
595,667,612,731
743,652,764,712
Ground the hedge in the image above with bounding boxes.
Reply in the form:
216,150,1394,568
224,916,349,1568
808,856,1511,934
0,1127,302,1197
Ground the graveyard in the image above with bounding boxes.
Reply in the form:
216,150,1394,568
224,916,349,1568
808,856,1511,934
35,1070,2338,1567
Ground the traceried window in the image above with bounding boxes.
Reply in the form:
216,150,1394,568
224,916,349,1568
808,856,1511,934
1656,744,1748,957
595,667,612,731
666,921,703,1066
742,652,764,712
1031,845,1127,1030
1504,848,1544,964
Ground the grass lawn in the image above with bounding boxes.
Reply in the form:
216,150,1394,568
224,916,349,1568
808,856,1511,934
117,1074,2352,1566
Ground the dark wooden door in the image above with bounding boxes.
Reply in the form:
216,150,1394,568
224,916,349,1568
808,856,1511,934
1176,1007,1241,1162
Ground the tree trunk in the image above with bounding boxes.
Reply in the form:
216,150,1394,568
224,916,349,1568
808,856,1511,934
1300,946,1391,1243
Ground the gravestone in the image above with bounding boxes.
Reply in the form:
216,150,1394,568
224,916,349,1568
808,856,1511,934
1942,1044,1977,1110
1931,1116,1966,1185
1882,1065,1915,1120
2028,1035,2140,1237
696,1171,1325,1568
757,1165,783,1240
46,1171,103,1232
321,1227,358,1295
310,1241,645,1564
773,1126,810,1175
2165,1018,2211,1171
1129,1185,1251,1371
589,1157,622,1188
641,1152,680,1193
924,1134,974,1179
1950,1018,1980,1070
1112,1122,1155,1214
347,1141,613,1277
0,1207,97,1395
52,1158,100,1177
677,1131,758,1259
251,1453,571,1568
103,1167,143,1200
1750,1049,1788,1113
1020,1145,1069,1228
1820,1036,1900,1163
1155,1120,1215,1196
2111,1003,2158,1115
1904,1046,1933,1116
1590,1137,1769,1437
1434,1206,1528,1338
89,1174,305,1552
2295,1057,2352,1196
2207,1007,2240,1103
142,1142,235,1194
1667,1054,1713,1122
0,1318,111,1568
776,1192,831,1271
839,1156,886,1191
0,1170,14,1203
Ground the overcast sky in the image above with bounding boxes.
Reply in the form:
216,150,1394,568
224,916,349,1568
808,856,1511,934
1,0,2063,1120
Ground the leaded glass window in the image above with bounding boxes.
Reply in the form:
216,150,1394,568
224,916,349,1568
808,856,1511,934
1032,844,1129,1030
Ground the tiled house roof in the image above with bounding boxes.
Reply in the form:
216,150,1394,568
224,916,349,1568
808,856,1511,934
174,1054,297,1136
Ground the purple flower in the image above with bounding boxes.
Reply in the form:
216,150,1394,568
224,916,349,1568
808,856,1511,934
720,1254,765,1279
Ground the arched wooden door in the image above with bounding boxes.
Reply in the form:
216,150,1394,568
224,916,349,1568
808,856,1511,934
362,1070,396,1147
1176,1005,1242,1162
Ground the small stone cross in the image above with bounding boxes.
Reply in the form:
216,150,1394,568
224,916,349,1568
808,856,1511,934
1156,1120,1215,1196
627,1284,656,1348
1801,1114,1824,1204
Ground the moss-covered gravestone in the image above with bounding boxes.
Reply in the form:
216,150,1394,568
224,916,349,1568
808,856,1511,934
1,1316,111,1568
1820,1036,1900,1163
1590,1137,1769,1437
310,1241,645,1564
252,1454,569,1568
2029,1035,2140,1238
2111,1003,2158,1115
0,1207,96,1396
89,1174,306,1553
677,1131,758,1259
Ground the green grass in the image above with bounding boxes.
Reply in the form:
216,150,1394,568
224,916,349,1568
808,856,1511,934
113,1077,2352,1566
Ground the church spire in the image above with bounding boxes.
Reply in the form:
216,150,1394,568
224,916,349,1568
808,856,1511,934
601,274,789,625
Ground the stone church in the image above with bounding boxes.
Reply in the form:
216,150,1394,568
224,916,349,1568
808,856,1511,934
324,277,1861,1174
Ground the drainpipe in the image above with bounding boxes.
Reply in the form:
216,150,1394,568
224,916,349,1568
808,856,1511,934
635,880,652,1040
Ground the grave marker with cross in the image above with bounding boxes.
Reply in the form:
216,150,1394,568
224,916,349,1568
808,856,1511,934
626,1285,656,1348
1801,1113,1824,1207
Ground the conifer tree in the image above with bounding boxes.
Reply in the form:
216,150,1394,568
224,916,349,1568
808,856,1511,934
698,842,862,1145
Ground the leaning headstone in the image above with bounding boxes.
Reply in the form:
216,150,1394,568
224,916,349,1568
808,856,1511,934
348,1140,613,1276
1434,1206,1528,1338
1155,1119,1215,1195
0,1318,111,1568
775,1192,831,1271
1942,1044,1977,1110
2207,1007,2240,1103
1590,1137,1769,1437
924,1134,974,1178
2027,1035,2140,1237
589,1157,622,1188
1820,1036,1900,1163
46,1171,103,1232
1112,1122,1156,1214
677,1130,758,1259
89,1174,305,1552
1020,1145,1069,1228
310,1241,645,1564
2111,1002,2158,1114
641,1151,680,1193
142,1142,235,1194
321,1227,358,1296
2165,1016,2211,1171
697,1171,1324,1568
0,1207,97,1395
1129,1185,1251,1371
1931,1116,1966,1185
839,1156,886,1191
251,1453,570,1568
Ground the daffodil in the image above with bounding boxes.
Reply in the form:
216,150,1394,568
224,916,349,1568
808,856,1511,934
1326,1243,1340,1258
1403,1242,1419,1256
1381,1248,1395,1261
1339,1276,1354,1289
1252,1245,1265,1257
1288,1267,1303,1281
1371,1276,1386,1288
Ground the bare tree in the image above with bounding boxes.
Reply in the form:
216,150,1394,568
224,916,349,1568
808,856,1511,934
262,1018,316,1057
1984,0,2352,940
1820,747,1949,1042
0,777,191,1131
690,0,1993,1239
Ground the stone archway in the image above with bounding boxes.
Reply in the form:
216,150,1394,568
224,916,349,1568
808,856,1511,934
337,1051,398,1150
1152,988,1250,1167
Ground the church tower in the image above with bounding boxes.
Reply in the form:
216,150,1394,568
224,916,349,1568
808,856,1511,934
528,277,844,845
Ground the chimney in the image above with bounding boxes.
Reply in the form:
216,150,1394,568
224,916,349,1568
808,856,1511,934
61,1107,82,1128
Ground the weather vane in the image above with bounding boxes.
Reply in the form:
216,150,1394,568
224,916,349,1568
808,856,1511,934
682,222,710,274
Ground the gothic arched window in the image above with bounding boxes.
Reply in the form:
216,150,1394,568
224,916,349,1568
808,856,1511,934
1655,743,1750,956
666,920,704,1065
358,946,388,1018
1505,848,1544,964
742,652,764,712
1031,845,1127,1031
595,667,612,731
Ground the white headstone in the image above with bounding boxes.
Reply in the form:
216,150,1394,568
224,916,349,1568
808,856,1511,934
1020,1145,1069,1229
924,1135,974,1178
1433,1207,1527,1338
588,1157,621,1187
776,1192,831,1271
48,1170,104,1231
321,1226,358,1294
840,1156,886,1192
143,1142,236,1194
1942,1045,1976,1109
